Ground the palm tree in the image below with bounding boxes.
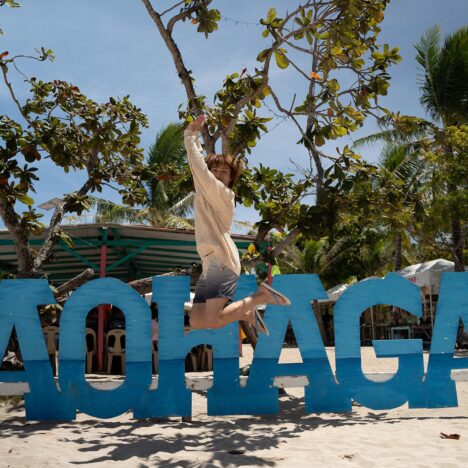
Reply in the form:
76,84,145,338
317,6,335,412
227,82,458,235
375,143,428,270
146,122,194,219
415,25,468,271
91,122,195,229
354,26,468,271
416,26,468,128
278,228,393,288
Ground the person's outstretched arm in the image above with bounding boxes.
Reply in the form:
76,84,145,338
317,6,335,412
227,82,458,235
184,116,233,208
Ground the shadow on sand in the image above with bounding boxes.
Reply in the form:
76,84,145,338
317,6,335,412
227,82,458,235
1,393,468,467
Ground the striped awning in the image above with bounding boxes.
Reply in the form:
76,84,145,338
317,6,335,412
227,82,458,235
0,223,256,284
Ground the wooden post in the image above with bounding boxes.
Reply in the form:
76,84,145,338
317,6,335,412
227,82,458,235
429,286,434,329
313,300,327,344
238,324,243,357
97,228,108,371
267,245,273,286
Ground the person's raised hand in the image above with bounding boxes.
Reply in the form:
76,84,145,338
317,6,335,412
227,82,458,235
186,114,206,132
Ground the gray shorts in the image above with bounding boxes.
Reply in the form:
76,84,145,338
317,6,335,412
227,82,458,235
193,259,239,303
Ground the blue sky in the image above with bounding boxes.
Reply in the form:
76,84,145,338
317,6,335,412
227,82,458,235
1,0,467,230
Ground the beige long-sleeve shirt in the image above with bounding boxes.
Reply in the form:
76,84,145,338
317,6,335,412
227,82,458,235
184,129,241,276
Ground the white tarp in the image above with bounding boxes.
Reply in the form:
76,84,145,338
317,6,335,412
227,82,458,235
359,276,381,282
397,258,455,293
318,283,349,303
145,292,195,311
318,277,380,304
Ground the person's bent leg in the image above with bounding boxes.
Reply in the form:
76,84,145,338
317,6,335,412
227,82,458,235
203,297,230,328
190,272,208,328
206,292,269,328
189,303,207,329
191,299,243,329
190,296,260,329
190,260,291,329
196,285,291,329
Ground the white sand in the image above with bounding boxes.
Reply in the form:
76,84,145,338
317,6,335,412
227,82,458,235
1,346,467,468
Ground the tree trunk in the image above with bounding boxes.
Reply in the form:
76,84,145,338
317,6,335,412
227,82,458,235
55,268,95,303
393,231,402,271
56,268,95,296
128,270,191,295
447,178,465,272
140,0,216,153
312,300,327,344
452,215,465,272
16,243,36,278
0,197,35,278
240,321,258,350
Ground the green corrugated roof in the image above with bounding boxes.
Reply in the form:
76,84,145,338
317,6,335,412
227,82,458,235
0,223,255,284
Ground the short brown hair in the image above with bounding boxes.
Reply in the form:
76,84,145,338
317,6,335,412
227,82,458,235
206,154,245,188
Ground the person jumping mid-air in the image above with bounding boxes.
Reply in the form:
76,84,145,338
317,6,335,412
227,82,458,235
184,115,290,335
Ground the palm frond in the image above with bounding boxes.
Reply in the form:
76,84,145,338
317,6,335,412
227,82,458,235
91,197,146,224
378,143,410,172
148,123,186,166
415,26,468,125
378,143,429,204
147,122,187,206
415,26,441,73
160,214,194,230
152,180,170,207
352,128,425,149
436,26,468,124
167,192,195,217
353,130,406,148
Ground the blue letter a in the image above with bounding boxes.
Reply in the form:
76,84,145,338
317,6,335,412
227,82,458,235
426,272,468,407
0,280,74,420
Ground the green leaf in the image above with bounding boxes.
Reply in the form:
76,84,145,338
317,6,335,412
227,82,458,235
294,104,307,113
315,134,325,146
60,232,74,248
274,49,289,69
267,8,277,23
331,45,343,55
256,48,269,63
17,193,34,206
271,264,281,276
294,31,305,40
327,79,340,93
261,85,271,97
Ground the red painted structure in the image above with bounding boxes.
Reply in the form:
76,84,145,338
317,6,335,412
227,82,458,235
97,228,108,371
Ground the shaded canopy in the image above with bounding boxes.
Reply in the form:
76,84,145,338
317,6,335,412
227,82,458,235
0,223,255,284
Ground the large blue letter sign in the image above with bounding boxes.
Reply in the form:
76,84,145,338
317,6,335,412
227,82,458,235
0,272,467,420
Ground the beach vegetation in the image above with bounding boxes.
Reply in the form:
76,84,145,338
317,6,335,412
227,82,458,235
0,4,153,278
141,0,401,271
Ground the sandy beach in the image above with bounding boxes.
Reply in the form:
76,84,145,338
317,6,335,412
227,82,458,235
1,346,467,468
